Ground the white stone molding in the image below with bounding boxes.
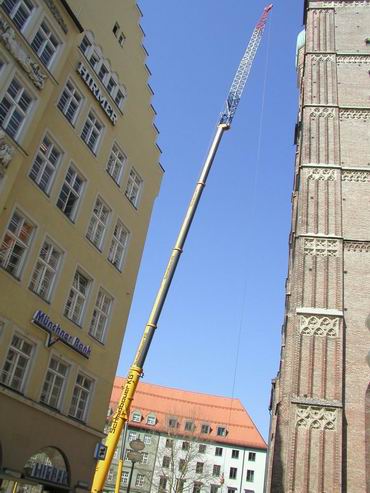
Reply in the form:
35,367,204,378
344,241,370,253
296,405,337,430
337,55,370,64
0,130,14,169
320,1,370,6
339,109,370,121
304,238,339,256
310,106,335,119
308,168,336,181
0,15,46,89
311,54,336,63
299,314,340,337
44,0,68,33
342,170,370,182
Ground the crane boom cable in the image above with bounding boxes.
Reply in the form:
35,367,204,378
91,6,273,492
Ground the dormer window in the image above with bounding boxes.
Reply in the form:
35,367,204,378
168,417,178,428
201,424,210,434
147,414,156,425
132,411,141,423
185,420,194,432
217,426,227,437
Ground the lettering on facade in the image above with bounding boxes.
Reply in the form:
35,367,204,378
32,310,91,358
30,463,68,486
77,62,118,125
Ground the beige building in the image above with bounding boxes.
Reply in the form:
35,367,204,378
0,0,163,491
266,0,370,491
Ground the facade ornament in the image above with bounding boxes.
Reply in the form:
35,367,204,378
296,405,337,430
299,314,339,337
308,168,336,181
0,130,15,169
44,0,68,33
344,241,370,253
310,107,335,119
339,108,370,121
337,55,370,64
320,1,370,6
0,15,46,89
304,238,339,257
342,170,370,182
311,54,335,63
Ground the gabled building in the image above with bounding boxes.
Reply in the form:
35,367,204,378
105,379,267,493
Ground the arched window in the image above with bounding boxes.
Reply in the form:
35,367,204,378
23,447,69,486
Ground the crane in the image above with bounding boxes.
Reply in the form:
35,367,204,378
92,5,273,492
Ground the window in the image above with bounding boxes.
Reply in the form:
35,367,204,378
215,447,223,457
108,220,129,271
199,444,206,454
244,490,254,493
2,0,34,31
29,239,62,301
98,64,109,83
40,356,69,409
121,471,129,485
165,438,173,448
86,197,110,250
217,427,226,437
29,135,62,194
193,482,202,493
201,424,210,434
81,111,103,153
246,470,254,482
106,143,126,184
69,372,93,421
125,168,142,207
159,476,167,492
248,452,256,462
56,166,84,221
135,474,145,488
58,80,82,125
89,50,100,70
231,450,239,459
141,452,148,464
115,89,125,108
143,435,151,445
162,456,170,468
118,33,125,47
0,78,32,140
132,411,141,422
229,468,237,480
145,414,155,425
89,289,113,343
1,334,33,391
210,486,219,493
227,488,236,493
185,420,194,431
64,270,90,325
31,20,59,68
212,465,220,477
196,462,204,474
113,22,120,37
182,441,189,451
107,470,114,483
80,35,91,55
179,459,186,472
168,417,177,428
0,210,34,278
107,77,117,96
177,480,185,493
128,431,137,442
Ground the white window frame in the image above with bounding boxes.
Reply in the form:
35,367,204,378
125,168,143,208
147,414,156,425
143,435,151,445
128,431,137,443
135,474,145,488
64,269,91,325
0,209,35,278
69,371,94,422
141,452,148,464
29,134,62,195
121,471,129,486
29,238,62,301
56,165,84,222
108,220,129,271
106,143,126,185
1,0,34,32
31,19,60,69
0,76,33,140
1,332,34,392
89,288,113,343
40,355,69,409
86,197,111,250
132,411,141,423
81,110,104,154
57,80,83,126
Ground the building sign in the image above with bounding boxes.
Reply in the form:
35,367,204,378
77,62,118,125
30,463,68,486
32,310,91,358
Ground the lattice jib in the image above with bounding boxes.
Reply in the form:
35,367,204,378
304,238,339,257
299,314,339,337
296,405,337,430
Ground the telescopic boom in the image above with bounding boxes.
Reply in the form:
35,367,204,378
92,5,272,492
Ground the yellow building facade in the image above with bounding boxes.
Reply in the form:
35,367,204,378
0,0,163,491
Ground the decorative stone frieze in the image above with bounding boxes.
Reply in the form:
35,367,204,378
310,107,335,119
312,54,336,63
44,0,68,33
308,168,336,181
0,130,14,169
0,14,46,89
337,55,370,65
344,241,370,253
320,1,370,6
299,314,340,337
339,109,370,121
342,170,370,182
296,405,337,430
304,238,339,257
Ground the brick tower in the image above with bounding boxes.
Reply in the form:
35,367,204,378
265,1,370,491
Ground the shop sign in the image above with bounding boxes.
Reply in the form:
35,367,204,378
77,62,118,125
32,310,91,359
30,463,68,486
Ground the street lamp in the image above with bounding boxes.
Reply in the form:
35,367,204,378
126,439,145,493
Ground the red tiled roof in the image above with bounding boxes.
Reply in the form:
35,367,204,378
110,378,267,450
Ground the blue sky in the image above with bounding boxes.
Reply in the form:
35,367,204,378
117,1,303,440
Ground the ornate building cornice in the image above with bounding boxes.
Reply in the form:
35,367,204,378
0,129,14,170
44,0,68,33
